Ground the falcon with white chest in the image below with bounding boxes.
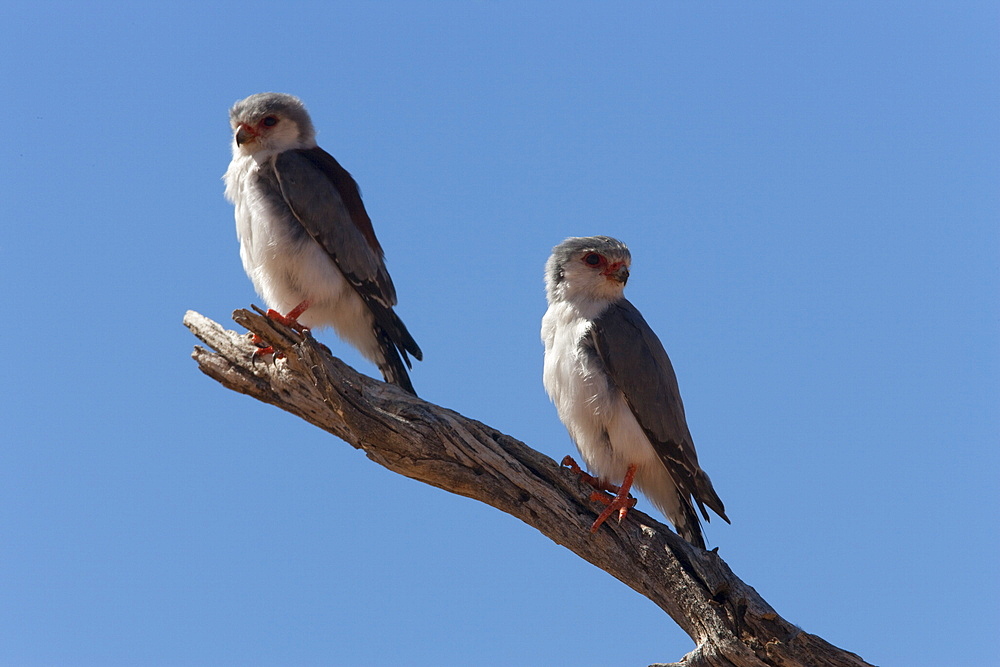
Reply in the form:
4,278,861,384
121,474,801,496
541,236,728,547
224,93,421,394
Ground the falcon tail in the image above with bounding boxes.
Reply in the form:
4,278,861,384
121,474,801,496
374,325,418,396
386,312,422,364
677,474,730,549
694,472,730,525
675,495,709,550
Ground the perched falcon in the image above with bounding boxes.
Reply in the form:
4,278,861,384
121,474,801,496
224,93,422,394
541,236,728,548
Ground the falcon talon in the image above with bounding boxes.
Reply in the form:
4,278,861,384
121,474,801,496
253,347,280,359
249,333,282,362
618,498,637,522
251,346,282,362
561,455,607,491
589,493,635,533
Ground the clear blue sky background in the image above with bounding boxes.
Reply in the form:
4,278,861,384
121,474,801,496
2,3,997,666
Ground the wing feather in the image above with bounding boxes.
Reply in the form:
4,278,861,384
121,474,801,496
590,299,727,522
270,148,422,362
272,148,394,304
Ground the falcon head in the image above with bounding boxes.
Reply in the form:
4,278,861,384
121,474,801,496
229,92,317,157
545,236,631,305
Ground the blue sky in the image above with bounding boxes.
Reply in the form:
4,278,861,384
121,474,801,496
2,3,997,665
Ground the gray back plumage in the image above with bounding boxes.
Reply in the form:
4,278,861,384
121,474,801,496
271,149,394,302
268,148,423,372
590,299,728,525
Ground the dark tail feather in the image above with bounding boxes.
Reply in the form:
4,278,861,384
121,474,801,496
694,471,730,525
675,493,707,549
387,311,422,363
375,325,417,396
368,301,422,365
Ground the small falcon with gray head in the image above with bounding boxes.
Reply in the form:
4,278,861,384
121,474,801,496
224,92,422,394
541,235,728,548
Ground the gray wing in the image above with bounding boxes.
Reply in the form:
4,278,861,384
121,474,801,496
272,147,395,306
270,147,422,364
590,299,728,523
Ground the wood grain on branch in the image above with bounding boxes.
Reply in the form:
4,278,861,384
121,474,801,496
184,308,875,667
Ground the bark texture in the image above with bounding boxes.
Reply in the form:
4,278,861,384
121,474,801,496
184,308,875,667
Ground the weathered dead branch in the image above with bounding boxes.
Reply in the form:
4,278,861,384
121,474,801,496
184,308,874,667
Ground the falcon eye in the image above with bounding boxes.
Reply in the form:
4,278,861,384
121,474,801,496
583,253,603,266
262,116,278,127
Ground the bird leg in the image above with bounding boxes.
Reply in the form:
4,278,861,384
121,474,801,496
589,464,637,533
253,300,312,358
561,456,638,533
266,299,311,332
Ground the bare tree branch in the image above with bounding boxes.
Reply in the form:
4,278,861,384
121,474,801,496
184,308,875,667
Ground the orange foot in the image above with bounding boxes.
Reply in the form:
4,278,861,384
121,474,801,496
253,300,312,357
561,456,638,533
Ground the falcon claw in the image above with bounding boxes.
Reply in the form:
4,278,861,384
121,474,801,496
562,455,639,533
588,466,638,532
250,299,313,361
561,455,603,488
589,495,637,531
250,333,282,361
